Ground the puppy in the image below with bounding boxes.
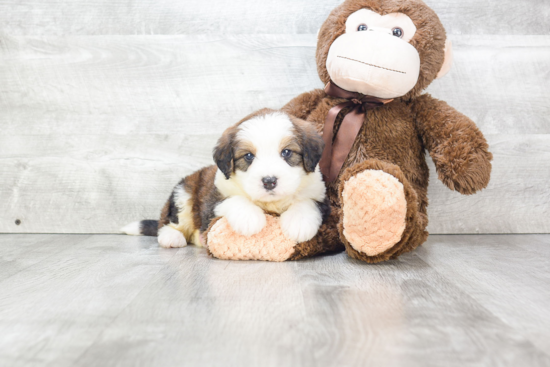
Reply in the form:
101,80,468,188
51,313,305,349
121,108,329,248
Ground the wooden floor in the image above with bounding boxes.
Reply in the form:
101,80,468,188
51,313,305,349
1,234,549,367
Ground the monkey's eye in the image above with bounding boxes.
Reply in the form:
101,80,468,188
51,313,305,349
281,149,292,158
244,153,255,162
392,27,403,38
357,24,368,32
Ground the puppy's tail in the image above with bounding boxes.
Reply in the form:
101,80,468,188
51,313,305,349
120,220,159,237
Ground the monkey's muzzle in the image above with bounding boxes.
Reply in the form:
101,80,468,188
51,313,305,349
326,31,420,99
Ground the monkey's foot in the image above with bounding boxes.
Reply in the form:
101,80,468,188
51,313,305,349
338,159,427,263
205,211,344,262
206,215,296,262
341,170,407,256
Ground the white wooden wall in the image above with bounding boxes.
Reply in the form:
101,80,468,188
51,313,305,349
1,0,549,234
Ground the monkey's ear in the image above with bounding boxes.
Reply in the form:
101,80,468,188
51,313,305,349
436,39,453,79
299,124,325,173
213,128,236,179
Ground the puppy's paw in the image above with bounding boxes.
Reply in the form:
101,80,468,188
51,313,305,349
226,205,267,237
215,196,267,237
207,215,297,261
157,226,187,248
280,201,322,243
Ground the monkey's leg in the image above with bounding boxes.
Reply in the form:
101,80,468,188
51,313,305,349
204,209,344,262
287,206,344,260
337,159,428,263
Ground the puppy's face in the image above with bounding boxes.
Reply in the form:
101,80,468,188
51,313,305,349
213,109,324,202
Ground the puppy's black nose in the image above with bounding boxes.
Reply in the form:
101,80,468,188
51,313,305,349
262,176,278,191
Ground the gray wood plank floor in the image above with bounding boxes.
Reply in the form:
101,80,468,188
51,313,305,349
0,234,549,366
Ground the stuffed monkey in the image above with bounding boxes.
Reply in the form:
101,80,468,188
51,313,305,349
206,0,492,263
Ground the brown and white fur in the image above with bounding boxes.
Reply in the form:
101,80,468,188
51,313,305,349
121,108,329,248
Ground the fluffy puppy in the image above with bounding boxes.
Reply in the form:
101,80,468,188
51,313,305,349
121,108,329,249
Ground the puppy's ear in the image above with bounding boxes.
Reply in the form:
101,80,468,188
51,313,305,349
213,126,237,179
295,119,324,173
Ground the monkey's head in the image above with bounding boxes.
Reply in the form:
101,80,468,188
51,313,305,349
317,0,452,100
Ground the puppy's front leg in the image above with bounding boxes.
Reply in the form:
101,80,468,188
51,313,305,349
280,200,322,243
214,196,266,236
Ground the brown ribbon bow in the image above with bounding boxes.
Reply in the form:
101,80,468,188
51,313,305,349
319,81,393,182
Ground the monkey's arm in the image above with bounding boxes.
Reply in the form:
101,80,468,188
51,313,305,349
281,89,326,119
412,94,493,195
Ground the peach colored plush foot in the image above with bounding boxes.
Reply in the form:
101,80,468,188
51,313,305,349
207,215,297,261
341,170,407,256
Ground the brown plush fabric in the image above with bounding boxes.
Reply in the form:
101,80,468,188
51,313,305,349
288,206,344,260
280,0,491,263
283,96,433,213
412,94,493,195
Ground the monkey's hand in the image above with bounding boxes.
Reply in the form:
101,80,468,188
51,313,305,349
214,196,266,236
413,94,493,195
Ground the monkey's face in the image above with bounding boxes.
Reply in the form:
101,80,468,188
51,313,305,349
326,9,420,99
317,0,450,100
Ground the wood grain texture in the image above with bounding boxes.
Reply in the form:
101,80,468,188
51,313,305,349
0,34,320,136
426,134,550,234
1,133,549,234
427,36,550,135
417,234,550,354
0,235,176,367
1,34,548,234
1,35,548,136
0,234,549,366
0,0,548,36
0,234,89,282
0,133,218,233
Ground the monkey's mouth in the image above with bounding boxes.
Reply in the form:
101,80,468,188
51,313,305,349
337,56,406,74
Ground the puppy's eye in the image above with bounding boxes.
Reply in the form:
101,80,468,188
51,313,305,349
392,27,403,38
281,149,292,158
244,153,255,162
357,24,368,32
